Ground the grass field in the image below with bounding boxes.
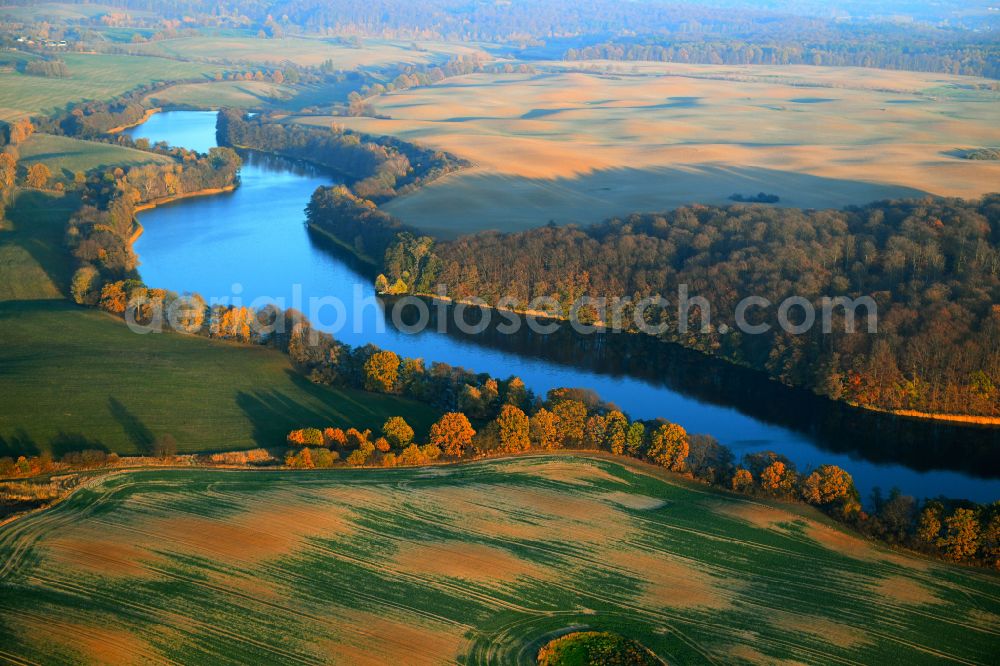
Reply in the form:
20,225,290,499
18,133,174,179
0,454,995,664
144,80,297,110
127,36,487,68
0,2,154,21
0,53,224,121
0,191,437,457
311,64,1000,237
0,190,78,302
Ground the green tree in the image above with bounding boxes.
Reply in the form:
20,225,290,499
625,421,646,456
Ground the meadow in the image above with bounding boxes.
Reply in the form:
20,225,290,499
17,133,174,178
0,454,996,664
0,191,437,457
0,53,224,121
312,63,1000,237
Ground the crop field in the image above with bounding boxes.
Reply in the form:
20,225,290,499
128,36,488,69
0,455,996,664
18,133,174,178
312,64,1000,236
0,2,152,21
0,54,224,121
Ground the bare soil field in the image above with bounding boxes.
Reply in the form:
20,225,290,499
301,64,1000,236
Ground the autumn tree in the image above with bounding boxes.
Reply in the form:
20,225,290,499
916,503,943,547
287,428,324,447
496,404,530,453
760,460,795,495
647,422,689,472
26,163,51,189
551,399,587,447
732,467,754,493
8,119,34,145
801,465,855,506
323,427,347,448
504,376,529,410
604,410,628,454
152,433,178,459
583,414,607,449
980,511,1000,569
428,412,476,457
363,350,400,393
382,416,414,448
345,427,373,450
529,408,561,450
70,265,101,305
0,153,15,191
937,508,981,561
99,281,128,314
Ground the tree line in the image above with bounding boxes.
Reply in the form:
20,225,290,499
379,196,1000,418
216,109,468,201
564,33,1000,80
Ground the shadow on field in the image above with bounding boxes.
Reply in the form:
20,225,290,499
0,429,40,458
4,190,80,296
49,432,108,458
108,397,155,455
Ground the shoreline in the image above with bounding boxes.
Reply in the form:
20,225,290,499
132,185,237,215
106,107,162,134
385,292,1000,428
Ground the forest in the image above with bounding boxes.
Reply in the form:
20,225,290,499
216,109,468,200
380,197,1000,417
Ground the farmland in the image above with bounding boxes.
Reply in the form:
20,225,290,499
127,36,488,68
0,455,996,664
315,63,1000,236
0,53,224,121
17,133,174,178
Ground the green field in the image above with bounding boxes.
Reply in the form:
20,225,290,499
0,191,437,457
128,35,487,68
0,190,78,302
18,133,174,179
0,53,224,120
0,2,154,21
0,455,995,664
0,300,437,457
145,80,297,110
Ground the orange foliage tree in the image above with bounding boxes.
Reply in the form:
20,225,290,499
363,350,400,393
732,467,754,492
551,399,587,447
496,404,530,453
428,412,476,457
937,508,981,561
529,408,561,450
647,422,689,472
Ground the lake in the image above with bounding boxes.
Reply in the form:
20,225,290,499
127,111,1000,502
